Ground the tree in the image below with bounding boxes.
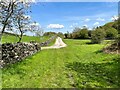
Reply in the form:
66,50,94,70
88,30,92,38
0,0,16,42
72,27,89,39
57,32,64,38
15,15,31,42
30,22,44,38
105,28,118,39
0,0,31,43
64,31,72,39
64,33,68,39
72,27,81,39
35,28,44,37
13,1,31,42
91,28,106,44
79,28,89,39
103,24,118,39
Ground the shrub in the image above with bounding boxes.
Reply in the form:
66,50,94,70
91,28,106,44
103,26,118,39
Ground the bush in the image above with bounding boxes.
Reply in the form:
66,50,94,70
105,28,118,39
91,28,106,44
115,34,120,46
103,26,118,39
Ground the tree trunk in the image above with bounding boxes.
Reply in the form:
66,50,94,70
1,2,15,42
0,33,2,44
18,32,23,42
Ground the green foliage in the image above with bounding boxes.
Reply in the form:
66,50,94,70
64,33,68,39
112,21,118,32
43,32,56,37
72,31,80,39
64,31,73,39
105,28,118,39
2,40,119,88
88,30,92,38
103,24,118,39
91,28,106,44
57,32,64,38
79,29,89,39
115,34,120,46
72,27,89,39
103,20,120,46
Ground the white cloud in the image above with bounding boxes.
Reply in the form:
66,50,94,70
96,17,105,21
47,24,64,29
111,15,118,21
93,22,100,26
85,18,90,22
70,25,73,28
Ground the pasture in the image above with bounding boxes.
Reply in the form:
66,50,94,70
2,39,119,88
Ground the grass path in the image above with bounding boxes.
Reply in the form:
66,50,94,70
2,39,119,88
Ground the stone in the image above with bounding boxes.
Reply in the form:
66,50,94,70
1,35,57,68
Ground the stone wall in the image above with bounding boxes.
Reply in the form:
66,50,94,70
0,35,57,68
40,36,56,46
1,42,41,68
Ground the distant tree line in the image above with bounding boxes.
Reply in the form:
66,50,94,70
64,21,118,44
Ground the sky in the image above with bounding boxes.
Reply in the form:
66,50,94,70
27,1,118,35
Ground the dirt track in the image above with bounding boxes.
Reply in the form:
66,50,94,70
41,37,67,50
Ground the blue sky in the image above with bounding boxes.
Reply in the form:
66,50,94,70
28,2,118,34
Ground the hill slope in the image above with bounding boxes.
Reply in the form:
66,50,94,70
2,32,50,43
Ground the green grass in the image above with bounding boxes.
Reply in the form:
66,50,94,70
2,39,119,88
2,33,50,43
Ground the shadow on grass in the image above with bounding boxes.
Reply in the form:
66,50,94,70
66,56,120,88
85,42,93,45
94,50,103,54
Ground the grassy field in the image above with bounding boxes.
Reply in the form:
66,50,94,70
2,39,119,88
2,33,50,43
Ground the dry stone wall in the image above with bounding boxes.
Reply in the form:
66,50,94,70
40,36,56,46
0,35,57,68
1,42,41,68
